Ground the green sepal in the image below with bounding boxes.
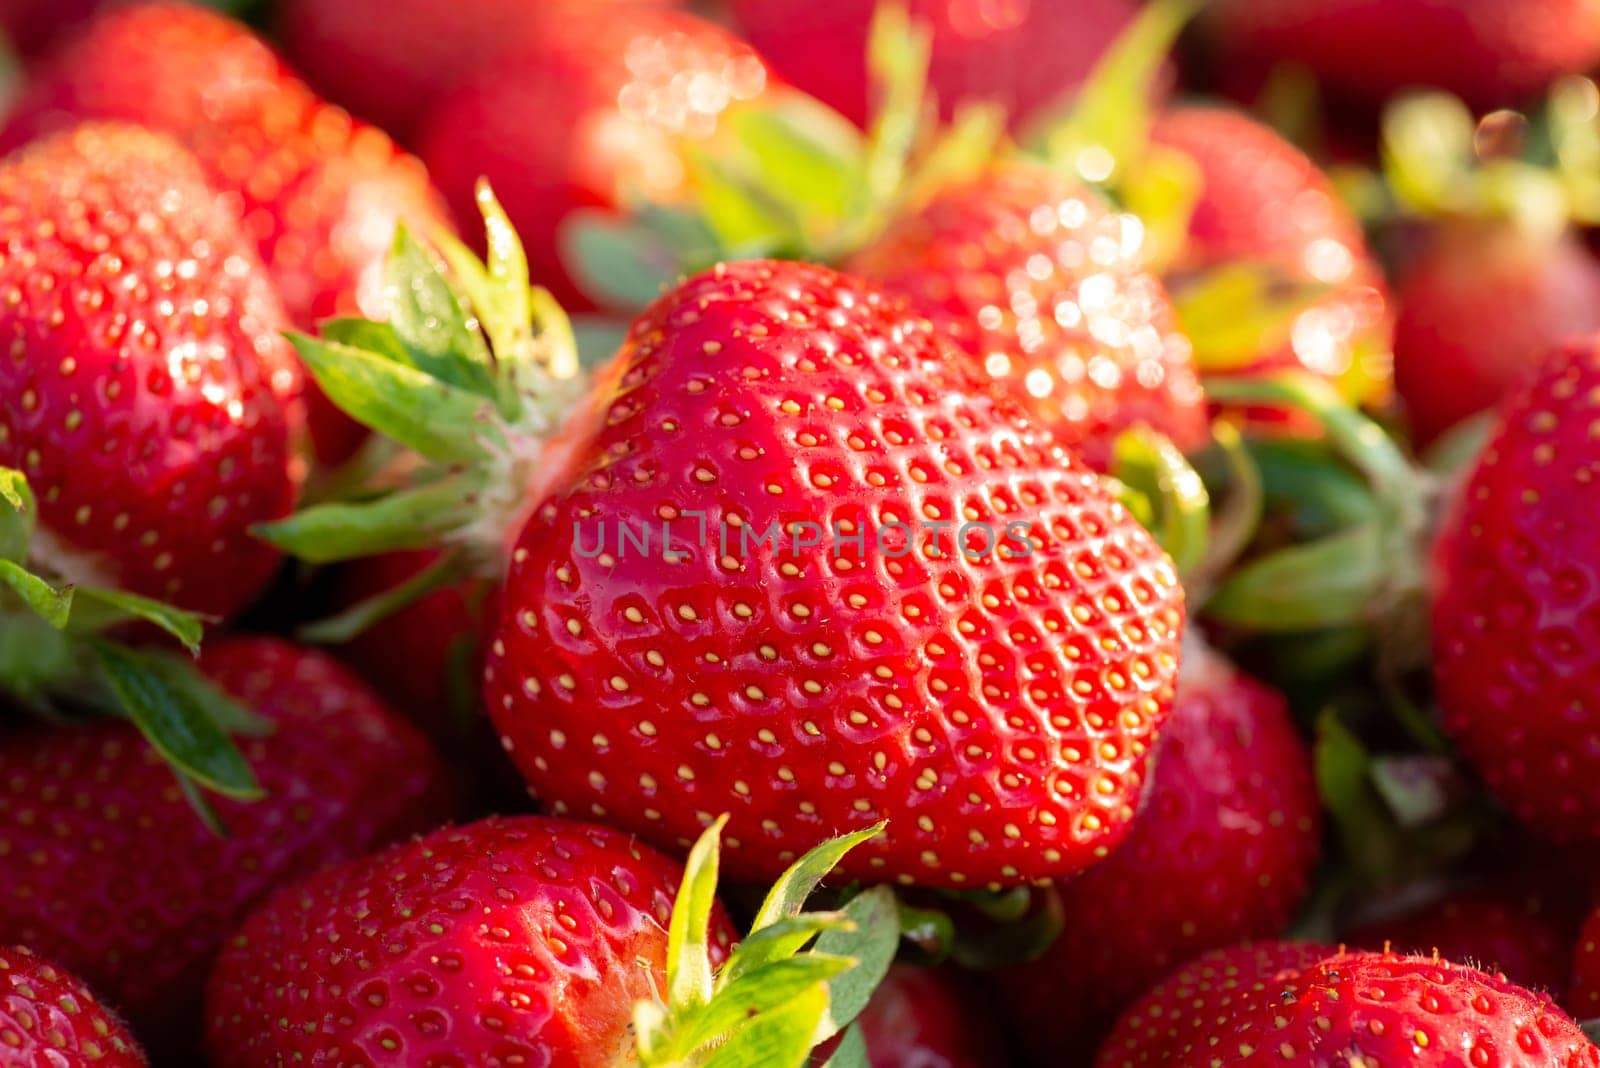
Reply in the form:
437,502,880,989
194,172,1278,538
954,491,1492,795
1119,143,1202,272
859,2,932,218
1369,754,1459,829
893,899,955,962
1111,429,1209,578
383,225,498,400
0,558,73,628
67,586,205,653
666,813,728,1013
814,887,898,1041
1581,1018,1600,1045
751,822,888,933
320,317,413,365
89,640,262,801
697,984,829,1068
1422,411,1494,478
254,475,478,564
297,549,469,644
1247,437,1381,538
1381,91,1479,218
946,887,1065,969
288,334,497,465
1205,523,1387,631
1188,422,1263,596
564,211,686,310
821,1023,869,1068
674,954,856,1054
175,773,229,837
720,912,857,986
1173,264,1332,373
430,183,532,371
0,465,35,563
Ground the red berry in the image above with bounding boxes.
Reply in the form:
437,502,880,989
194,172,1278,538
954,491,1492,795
0,945,146,1067
849,161,1207,469
731,0,1142,131
854,965,998,1068
1394,223,1600,446
1565,902,1600,1017
998,646,1321,1059
0,637,448,1056
416,6,774,310
482,258,1186,887
0,123,301,619
205,814,736,1067
1431,338,1600,842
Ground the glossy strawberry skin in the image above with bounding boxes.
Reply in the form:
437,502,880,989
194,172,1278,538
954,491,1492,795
0,945,146,1067
1,2,449,463
731,0,1140,131
999,647,1321,1060
849,162,1207,470
1223,951,1599,1067
1150,106,1392,408
1207,0,1600,109
1094,940,1335,1068
417,6,772,310
206,815,736,1068
1394,224,1600,447
482,259,1186,888
1431,339,1600,842
0,123,301,619
854,965,997,1068
0,637,448,1056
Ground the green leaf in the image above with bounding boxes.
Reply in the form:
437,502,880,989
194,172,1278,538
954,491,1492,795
1119,143,1201,271
320,317,413,365
297,550,468,644
724,100,864,247
563,212,679,310
750,823,886,934
1314,709,1401,885
571,316,631,371
1369,754,1458,829
1205,523,1387,631
667,815,728,1014
175,772,230,837
255,475,477,564
821,1023,869,1068
0,559,73,628
1174,264,1331,372
1248,438,1380,537
684,147,803,255
383,226,498,399
1112,429,1209,577
814,887,897,1041
0,466,35,563
677,954,855,1054
68,586,205,653
697,984,829,1068
862,2,931,212
433,182,533,369
894,900,954,962
1189,421,1263,596
288,334,495,464
142,653,274,737
948,887,1065,969
1381,91,1478,217
90,641,262,800
720,912,856,986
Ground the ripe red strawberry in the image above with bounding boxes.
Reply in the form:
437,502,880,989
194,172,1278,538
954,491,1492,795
277,0,679,141
1095,940,1335,1067
0,637,447,1056
0,945,145,1067
1149,105,1393,407
1206,0,1600,109
207,815,889,1067
1394,223,1600,446
1565,901,1600,1017
731,0,1141,130
1219,950,1597,1067
1,2,449,462
848,161,1207,470
0,0,97,55
997,644,1321,1060
0,123,301,619
415,5,773,310
852,965,998,1068
1431,338,1600,842
479,259,1186,887
1346,886,1580,995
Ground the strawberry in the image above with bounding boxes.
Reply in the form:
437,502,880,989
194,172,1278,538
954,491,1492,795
277,0,678,142
996,643,1321,1061
0,945,145,1067
852,965,998,1068
0,2,449,463
415,5,774,310
1094,940,1335,1068
206,816,897,1067
1205,0,1600,109
0,122,301,619
848,160,1208,470
0,0,97,55
1148,105,1393,408
1216,949,1597,1067
266,228,1188,888
1430,338,1600,843
1346,886,1580,995
1394,223,1600,446
0,637,448,1056
730,0,1141,131
1565,902,1600,1018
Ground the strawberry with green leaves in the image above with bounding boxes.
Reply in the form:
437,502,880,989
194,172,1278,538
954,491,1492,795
0,636,448,1058
207,816,897,1067
264,197,1187,889
0,945,145,1067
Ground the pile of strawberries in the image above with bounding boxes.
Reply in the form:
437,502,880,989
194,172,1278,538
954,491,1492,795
2,0,1600,1065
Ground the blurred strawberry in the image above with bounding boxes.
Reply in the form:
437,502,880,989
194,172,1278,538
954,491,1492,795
0,637,447,1057
0,945,145,1067
853,965,998,1068
850,160,1207,469
1394,223,1600,446
997,643,1321,1060
731,0,1141,130
1206,0,1600,109
416,5,774,309
0,0,97,55
1150,105,1393,410
0,2,450,463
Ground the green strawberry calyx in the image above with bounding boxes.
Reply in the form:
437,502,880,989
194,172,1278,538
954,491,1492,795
634,817,897,1068
0,467,271,829
257,182,588,612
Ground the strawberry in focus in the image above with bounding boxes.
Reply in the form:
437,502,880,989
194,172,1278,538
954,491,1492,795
997,643,1321,1060
0,123,301,619
0,637,448,1055
0,945,145,1067
849,161,1207,470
